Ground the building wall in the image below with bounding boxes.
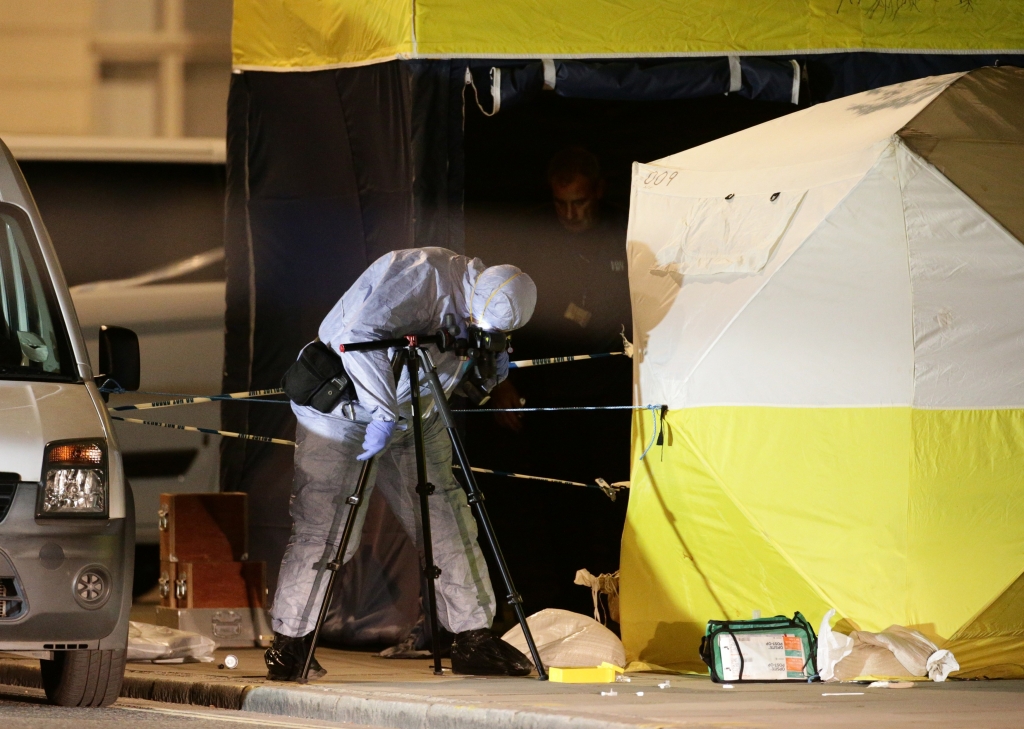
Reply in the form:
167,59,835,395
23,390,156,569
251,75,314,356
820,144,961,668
0,0,231,139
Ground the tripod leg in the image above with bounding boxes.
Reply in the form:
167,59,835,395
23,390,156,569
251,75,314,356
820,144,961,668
407,349,444,676
416,350,549,680
296,455,374,683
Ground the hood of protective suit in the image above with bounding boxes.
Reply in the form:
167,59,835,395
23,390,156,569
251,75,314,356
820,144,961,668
467,265,537,332
313,248,538,423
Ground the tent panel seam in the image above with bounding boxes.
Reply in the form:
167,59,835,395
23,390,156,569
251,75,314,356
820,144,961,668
233,48,1024,73
673,419,846,619
893,138,917,629
676,156,889,404
948,566,1024,642
400,48,1024,59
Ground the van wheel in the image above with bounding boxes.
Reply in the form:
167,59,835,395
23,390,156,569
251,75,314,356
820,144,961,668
40,649,125,707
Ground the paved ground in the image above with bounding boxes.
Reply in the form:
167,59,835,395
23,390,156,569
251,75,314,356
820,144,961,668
3,647,1024,728
241,658,1024,729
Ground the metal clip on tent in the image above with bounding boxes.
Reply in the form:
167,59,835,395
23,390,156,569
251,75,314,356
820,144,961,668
298,327,548,682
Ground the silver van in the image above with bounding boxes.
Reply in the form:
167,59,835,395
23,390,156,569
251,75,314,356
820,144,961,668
0,139,138,706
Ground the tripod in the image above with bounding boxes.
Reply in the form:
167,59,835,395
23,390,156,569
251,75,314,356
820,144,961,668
298,332,547,682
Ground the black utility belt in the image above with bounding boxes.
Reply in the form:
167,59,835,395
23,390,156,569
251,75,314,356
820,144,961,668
282,340,357,414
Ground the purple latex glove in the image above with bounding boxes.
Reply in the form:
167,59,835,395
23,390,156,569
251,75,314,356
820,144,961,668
495,351,509,384
357,419,395,461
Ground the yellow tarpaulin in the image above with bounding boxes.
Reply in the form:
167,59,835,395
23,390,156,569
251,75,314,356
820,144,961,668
232,0,1024,70
621,407,1024,675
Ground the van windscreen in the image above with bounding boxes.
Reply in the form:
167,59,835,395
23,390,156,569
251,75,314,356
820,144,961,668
0,204,76,381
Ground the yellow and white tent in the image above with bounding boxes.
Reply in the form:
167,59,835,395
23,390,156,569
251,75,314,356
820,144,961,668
622,66,1024,677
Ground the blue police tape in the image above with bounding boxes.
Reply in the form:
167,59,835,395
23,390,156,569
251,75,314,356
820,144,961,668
110,402,665,462
507,352,625,369
102,349,663,462
108,413,631,497
454,404,645,413
105,387,288,411
451,465,628,499
108,414,297,446
455,403,663,460
100,351,628,413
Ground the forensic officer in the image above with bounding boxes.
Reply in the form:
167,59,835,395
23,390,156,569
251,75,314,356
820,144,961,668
266,247,538,680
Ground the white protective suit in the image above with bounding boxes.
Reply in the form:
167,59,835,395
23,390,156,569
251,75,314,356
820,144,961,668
271,248,537,638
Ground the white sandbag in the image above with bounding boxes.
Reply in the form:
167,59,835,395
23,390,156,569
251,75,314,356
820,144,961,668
127,621,216,663
502,608,626,669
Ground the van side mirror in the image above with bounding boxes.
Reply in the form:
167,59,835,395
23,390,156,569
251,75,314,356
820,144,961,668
96,325,140,392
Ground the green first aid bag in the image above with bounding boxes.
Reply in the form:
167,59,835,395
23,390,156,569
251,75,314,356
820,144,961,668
699,612,819,683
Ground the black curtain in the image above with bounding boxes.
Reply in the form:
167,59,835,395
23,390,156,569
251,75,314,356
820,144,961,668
803,53,1024,102
222,63,417,591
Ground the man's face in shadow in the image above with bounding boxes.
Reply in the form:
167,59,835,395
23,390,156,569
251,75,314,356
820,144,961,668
551,174,604,234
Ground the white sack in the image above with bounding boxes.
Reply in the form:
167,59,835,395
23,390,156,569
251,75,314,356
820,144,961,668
127,621,216,663
573,568,620,624
653,191,805,275
850,625,958,681
817,610,959,682
926,649,959,682
852,625,936,677
501,608,626,668
816,608,854,682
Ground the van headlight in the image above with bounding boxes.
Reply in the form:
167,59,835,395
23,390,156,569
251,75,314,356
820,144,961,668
37,440,107,518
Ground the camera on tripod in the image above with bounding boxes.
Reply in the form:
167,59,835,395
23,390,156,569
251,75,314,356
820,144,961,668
438,314,511,405
462,325,509,379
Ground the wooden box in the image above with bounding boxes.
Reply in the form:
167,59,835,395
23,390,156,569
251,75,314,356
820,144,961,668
159,560,266,610
159,493,247,563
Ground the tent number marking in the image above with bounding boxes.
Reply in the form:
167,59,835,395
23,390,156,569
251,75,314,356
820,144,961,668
644,170,678,187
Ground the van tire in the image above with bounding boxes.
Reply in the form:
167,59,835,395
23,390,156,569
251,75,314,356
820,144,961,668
40,649,126,707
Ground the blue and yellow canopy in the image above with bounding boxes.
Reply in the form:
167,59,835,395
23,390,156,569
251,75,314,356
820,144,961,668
232,0,1024,70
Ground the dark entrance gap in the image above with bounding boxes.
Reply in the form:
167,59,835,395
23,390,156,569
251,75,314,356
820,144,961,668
462,91,797,624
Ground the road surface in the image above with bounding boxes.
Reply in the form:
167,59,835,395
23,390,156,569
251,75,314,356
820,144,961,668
0,686,380,729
